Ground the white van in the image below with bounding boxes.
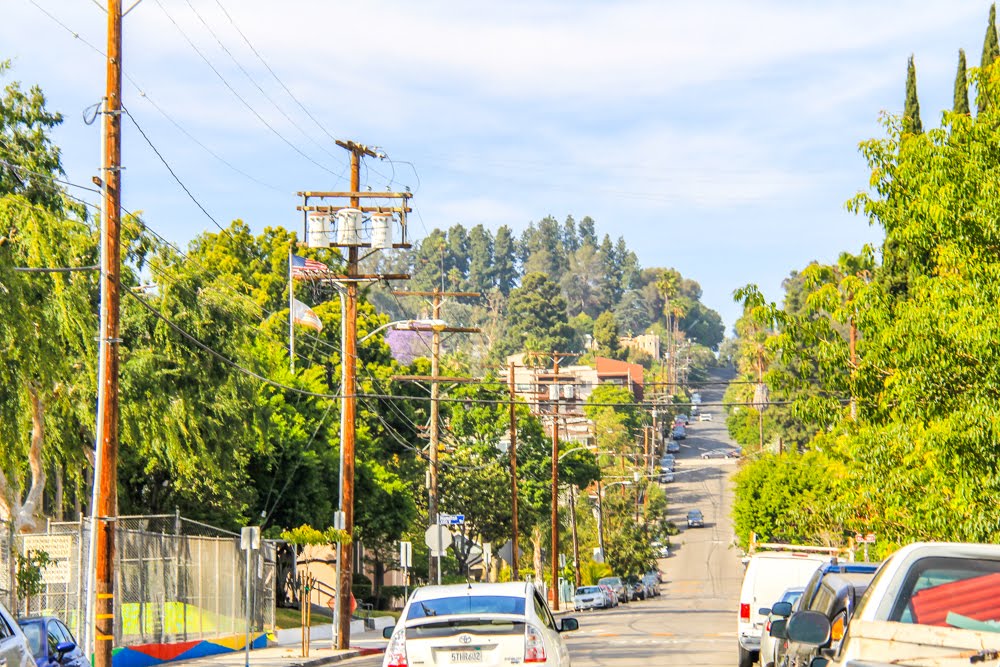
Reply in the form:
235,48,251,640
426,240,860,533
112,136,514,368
737,551,827,667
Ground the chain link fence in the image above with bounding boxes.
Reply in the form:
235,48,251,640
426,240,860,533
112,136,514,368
0,514,275,649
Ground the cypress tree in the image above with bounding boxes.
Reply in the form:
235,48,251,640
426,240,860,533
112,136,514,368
955,49,971,115
979,3,999,113
904,55,923,135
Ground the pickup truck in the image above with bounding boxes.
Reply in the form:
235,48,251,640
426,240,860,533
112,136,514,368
786,542,1000,667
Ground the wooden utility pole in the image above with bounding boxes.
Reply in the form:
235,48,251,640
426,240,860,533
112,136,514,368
298,142,413,650
393,289,479,583
337,142,369,650
569,485,580,589
549,355,561,611
95,2,122,667
508,362,519,581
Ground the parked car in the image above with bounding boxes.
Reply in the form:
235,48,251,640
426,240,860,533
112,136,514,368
786,542,1000,667
781,561,879,667
17,617,88,667
382,582,578,667
660,454,676,471
597,584,619,607
702,448,737,459
691,392,702,404
686,509,705,528
659,470,675,483
0,601,33,667
625,575,646,600
651,541,671,559
699,413,713,422
737,549,830,667
757,586,803,667
573,585,610,611
598,576,629,604
597,583,619,607
666,440,680,453
642,571,660,597
674,414,689,425
671,425,687,440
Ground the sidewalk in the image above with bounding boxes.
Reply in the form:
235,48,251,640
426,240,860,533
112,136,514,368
168,630,387,667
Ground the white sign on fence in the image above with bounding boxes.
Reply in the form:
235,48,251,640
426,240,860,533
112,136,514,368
21,534,73,585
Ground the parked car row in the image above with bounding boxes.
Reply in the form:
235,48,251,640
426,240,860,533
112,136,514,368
738,548,880,667
0,598,89,667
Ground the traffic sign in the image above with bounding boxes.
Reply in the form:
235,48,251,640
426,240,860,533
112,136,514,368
437,513,465,525
424,525,453,554
400,541,412,568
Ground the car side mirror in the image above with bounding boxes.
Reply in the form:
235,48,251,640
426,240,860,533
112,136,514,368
769,618,788,639
55,642,76,656
759,607,771,616
382,626,395,639
787,611,831,647
809,658,829,667
559,618,579,632
771,601,793,617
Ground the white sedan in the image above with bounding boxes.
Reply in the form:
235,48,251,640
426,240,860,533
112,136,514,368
383,582,579,667
698,413,713,422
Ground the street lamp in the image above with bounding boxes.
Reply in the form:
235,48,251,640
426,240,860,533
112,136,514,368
359,318,447,344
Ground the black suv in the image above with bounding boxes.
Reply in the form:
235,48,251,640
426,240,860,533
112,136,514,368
778,560,879,667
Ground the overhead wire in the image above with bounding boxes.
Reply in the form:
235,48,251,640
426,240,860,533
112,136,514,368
152,0,346,180
182,0,343,164
22,0,290,194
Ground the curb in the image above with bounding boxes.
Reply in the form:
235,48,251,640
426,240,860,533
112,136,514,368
284,650,363,667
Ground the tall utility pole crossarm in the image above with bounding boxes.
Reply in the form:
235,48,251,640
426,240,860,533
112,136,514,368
392,289,479,584
95,3,122,667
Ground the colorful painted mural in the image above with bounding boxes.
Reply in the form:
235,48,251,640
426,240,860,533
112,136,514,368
110,633,268,667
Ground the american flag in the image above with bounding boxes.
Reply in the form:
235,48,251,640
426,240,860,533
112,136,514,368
291,253,331,279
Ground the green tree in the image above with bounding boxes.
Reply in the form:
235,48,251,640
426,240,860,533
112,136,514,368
498,272,577,356
0,197,96,531
903,55,923,135
466,224,494,293
0,62,64,210
980,3,999,114
955,48,971,115
592,311,620,358
493,225,518,295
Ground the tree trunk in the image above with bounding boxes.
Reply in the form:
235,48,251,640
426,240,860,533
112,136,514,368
54,463,64,521
19,385,47,532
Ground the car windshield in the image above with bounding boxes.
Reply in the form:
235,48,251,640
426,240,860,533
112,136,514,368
19,622,44,658
406,595,525,620
576,586,601,595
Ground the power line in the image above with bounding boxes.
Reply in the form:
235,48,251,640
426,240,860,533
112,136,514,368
182,0,342,164
123,106,228,233
152,0,345,180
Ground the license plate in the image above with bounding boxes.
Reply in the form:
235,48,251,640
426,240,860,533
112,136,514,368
450,650,483,663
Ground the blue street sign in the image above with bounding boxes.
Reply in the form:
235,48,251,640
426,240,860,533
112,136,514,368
438,513,465,525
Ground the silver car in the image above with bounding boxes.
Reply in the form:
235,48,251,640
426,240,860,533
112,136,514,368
0,601,33,667
382,582,578,667
573,585,609,611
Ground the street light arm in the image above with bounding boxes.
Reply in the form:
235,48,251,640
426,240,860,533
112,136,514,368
359,318,448,344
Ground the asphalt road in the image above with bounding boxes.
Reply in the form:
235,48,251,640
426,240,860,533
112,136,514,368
342,375,745,667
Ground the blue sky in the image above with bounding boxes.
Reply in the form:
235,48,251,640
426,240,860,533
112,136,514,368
1,1,992,331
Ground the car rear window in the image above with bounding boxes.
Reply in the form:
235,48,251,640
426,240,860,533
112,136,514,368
890,557,1000,630
407,595,525,619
